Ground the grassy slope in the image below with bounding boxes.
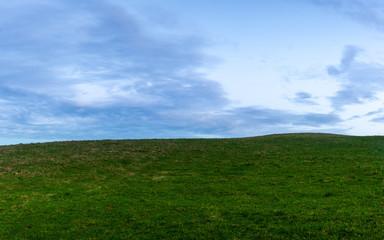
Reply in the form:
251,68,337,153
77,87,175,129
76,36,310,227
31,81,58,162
0,133,384,239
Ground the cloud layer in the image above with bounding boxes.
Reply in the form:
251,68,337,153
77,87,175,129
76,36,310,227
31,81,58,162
0,0,231,141
0,0,349,143
8,0,384,142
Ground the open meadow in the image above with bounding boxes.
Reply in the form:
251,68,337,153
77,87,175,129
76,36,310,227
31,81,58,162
1,133,384,239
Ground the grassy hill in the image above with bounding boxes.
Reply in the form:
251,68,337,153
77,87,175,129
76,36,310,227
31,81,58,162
1,133,384,239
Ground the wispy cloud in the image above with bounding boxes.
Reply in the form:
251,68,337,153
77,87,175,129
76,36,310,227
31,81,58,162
327,45,361,76
290,92,318,105
308,0,384,129
139,107,343,138
311,0,384,31
326,45,384,110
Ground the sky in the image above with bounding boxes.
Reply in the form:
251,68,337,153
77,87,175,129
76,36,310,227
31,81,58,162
1,0,384,144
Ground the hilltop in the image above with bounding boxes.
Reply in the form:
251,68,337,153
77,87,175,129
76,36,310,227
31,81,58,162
0,134,383,239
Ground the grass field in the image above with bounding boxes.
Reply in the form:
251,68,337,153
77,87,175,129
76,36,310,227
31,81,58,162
1,133,384,239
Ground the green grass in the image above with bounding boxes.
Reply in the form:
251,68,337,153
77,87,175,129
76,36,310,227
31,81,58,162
1,133,384,239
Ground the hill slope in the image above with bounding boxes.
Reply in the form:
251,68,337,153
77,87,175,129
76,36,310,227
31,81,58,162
1,134,384,239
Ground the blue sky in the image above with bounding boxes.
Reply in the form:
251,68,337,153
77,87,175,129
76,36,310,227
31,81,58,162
1,0,384,144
